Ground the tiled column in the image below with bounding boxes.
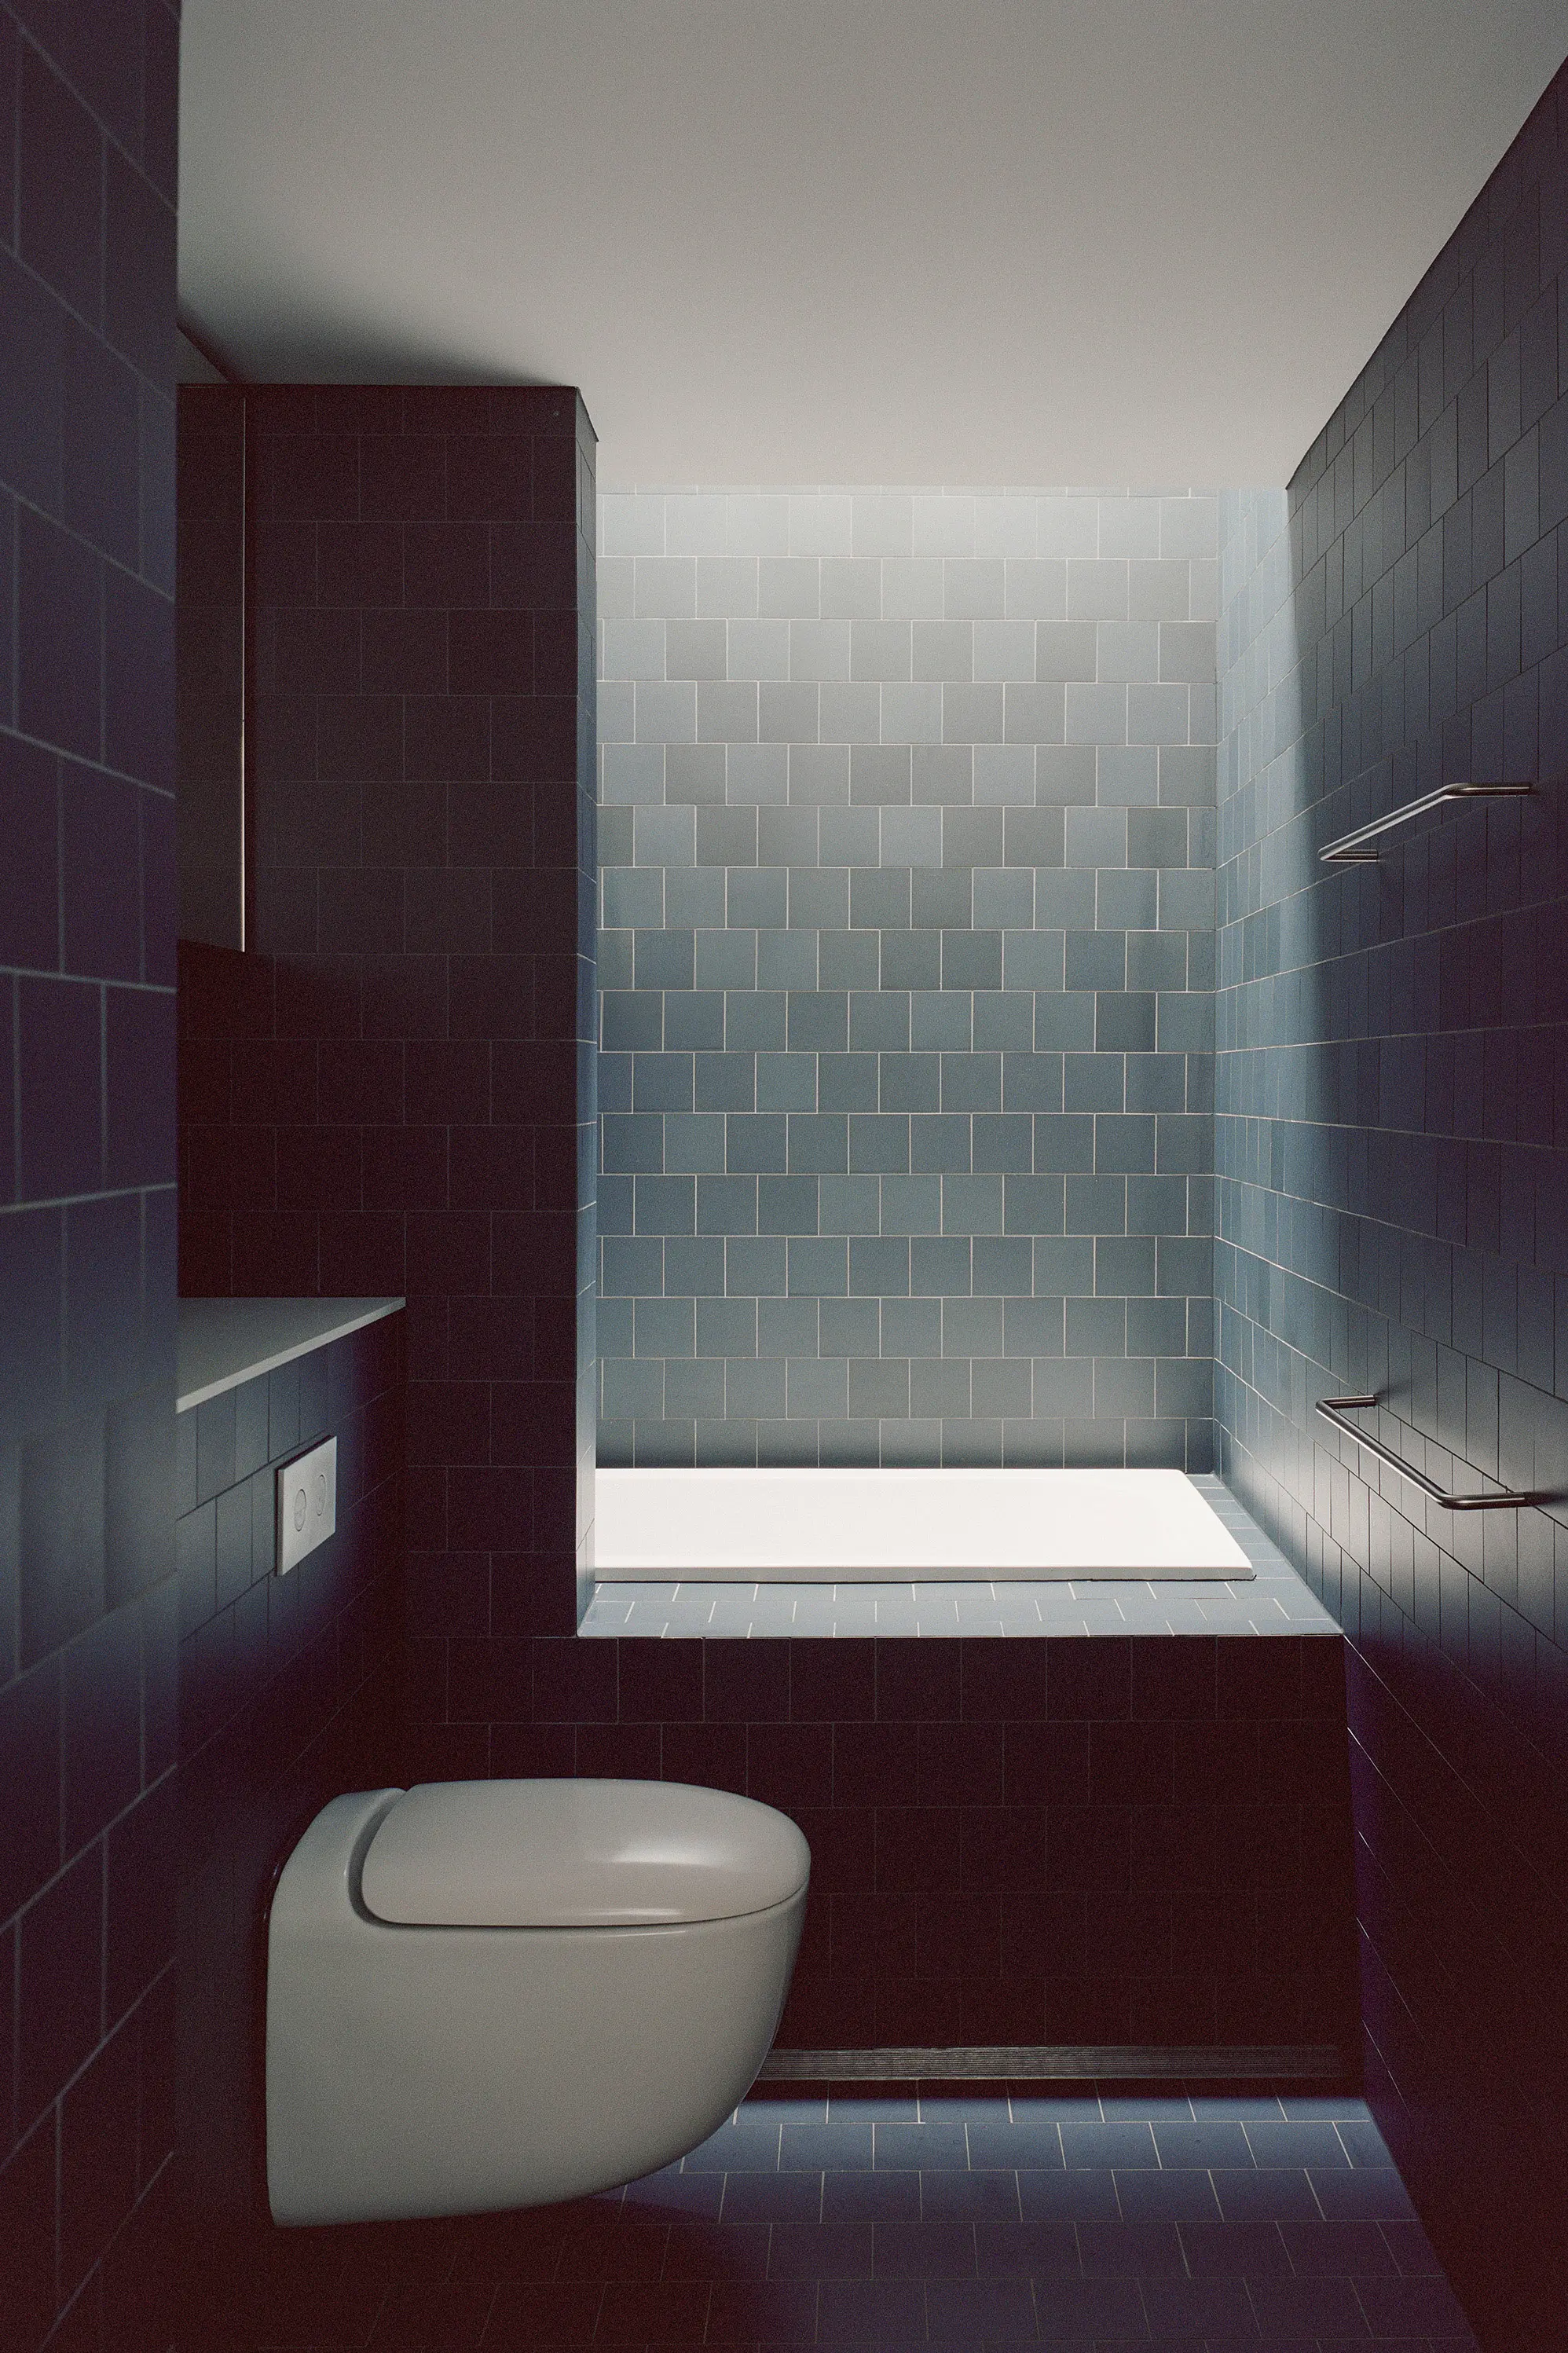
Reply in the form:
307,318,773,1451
177,387,599,1772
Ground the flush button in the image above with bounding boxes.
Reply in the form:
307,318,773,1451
277,1436,337,1575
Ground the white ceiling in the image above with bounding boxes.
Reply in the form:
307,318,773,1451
178,1,1568,488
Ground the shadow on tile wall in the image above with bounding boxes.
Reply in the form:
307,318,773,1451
596,489,1218,1471
0,5,181,2348
1216,59,1568,2351
174,1314,403,2236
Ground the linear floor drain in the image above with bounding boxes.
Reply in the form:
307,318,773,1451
760,2044,1347,2082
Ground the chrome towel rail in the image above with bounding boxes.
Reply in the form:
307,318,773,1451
1320,780,1531,863
1315,1395,1537,1511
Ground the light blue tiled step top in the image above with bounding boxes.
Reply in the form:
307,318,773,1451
580,1475,1335,1639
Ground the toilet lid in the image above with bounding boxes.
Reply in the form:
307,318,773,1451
357,1779,811,1928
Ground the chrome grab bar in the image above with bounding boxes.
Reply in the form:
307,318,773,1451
1314,1395,1537,1511
1320,781,1531,863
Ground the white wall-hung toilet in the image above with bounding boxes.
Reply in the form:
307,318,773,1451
265,1778,810,2225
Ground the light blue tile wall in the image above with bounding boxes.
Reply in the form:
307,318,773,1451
596,490,1218,1467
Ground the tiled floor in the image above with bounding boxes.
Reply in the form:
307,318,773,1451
225,2091,1477,2348
581,1475,1338,1640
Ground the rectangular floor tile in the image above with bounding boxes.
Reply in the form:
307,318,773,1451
821,2168,921,2223
1017,2167,1121,2220
919,2168,1021,2220
973,2219,1081,2279
718,2172,823,2223
1028,2272,1146,2340
1112,2167,1222,2221
967,2119,1068,2170
1309,2164,1416,2221
1211,2168,1322,2220
367,2277,498,2352
925,2274,1041,2341
661,2218,771,2279
1074,2217,1186,2275
1242,2117,1350,2169
871,2219,976,2279
1141,2269,1258,2338
872,2120,970,2171
556,2223,669,2284
768,2221,873,2279
780,2120,874,2172
1059,2120,1158,2169
481,2281,601,2344
1277,2217,1394,2274
1354,2268,1478,2336
815,2272,928,2344
703,2274,819,2344
1150,2117,1253,2168
1177,2216,1290,2274
592,2278,711,2344
1245,2270,1374,2335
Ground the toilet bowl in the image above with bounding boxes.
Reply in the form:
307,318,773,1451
265,1778,810,2225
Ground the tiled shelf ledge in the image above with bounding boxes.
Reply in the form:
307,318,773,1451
178,1296,405,1412
581,1475,1335,1638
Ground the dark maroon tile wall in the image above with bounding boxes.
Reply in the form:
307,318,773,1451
174,384,244,947
406,1629,1358,2061
174,1316,404,2238
1216,57,1568,2351
0,4,181,2349
178,382,599,1635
